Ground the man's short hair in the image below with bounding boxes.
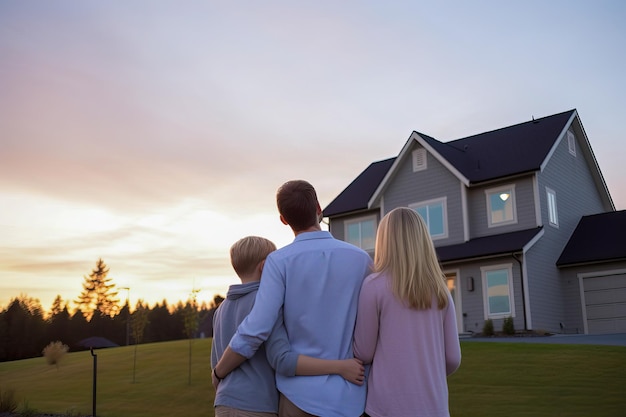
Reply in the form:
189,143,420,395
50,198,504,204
276,180,319,231
230,236,277,277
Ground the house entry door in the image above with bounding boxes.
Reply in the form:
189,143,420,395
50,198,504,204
445,271,463,334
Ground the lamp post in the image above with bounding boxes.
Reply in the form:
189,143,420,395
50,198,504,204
119,287,130,346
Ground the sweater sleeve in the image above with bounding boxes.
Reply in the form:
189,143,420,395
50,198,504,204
444,293,462,375
353,277,379,364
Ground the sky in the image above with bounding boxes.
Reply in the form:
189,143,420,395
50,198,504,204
1,1,625,312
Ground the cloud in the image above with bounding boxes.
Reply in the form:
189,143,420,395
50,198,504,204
1,0,625,312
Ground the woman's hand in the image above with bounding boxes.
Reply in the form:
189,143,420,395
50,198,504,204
336,358,365,385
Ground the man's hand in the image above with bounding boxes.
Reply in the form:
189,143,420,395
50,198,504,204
211,346,248,390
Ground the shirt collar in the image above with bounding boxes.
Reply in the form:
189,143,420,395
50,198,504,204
293,230,332,242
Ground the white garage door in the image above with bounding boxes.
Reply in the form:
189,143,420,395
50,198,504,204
583,273,626,334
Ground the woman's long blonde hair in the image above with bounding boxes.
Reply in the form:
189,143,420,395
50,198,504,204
374,207,448,310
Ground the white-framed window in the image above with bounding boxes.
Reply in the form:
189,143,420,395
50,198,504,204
345,215,376,251
567,130,576,156
485,184,517,227
481,264,515,319
409,197,448,239
546,187,559,227
412,148,427,172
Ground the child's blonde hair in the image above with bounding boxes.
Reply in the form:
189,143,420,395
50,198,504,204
374,207,448,310
230,236,277,277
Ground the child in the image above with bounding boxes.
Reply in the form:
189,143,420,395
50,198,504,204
211,236,364,417
353,208,462,417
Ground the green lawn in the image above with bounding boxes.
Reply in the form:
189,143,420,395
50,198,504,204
449,342,626,417
1,339,624,417
0,339,214,417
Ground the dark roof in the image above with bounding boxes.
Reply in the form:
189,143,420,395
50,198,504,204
557,210,626,267
323,157,395,217
421,109,575,183
323,110,576,216
436,227,543,263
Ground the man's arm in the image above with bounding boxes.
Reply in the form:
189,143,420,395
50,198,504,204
265,317,365,385
295,356,364,385
230,256,286,356
213,346,247,383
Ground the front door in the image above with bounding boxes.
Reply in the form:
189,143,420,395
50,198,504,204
445,271,463,333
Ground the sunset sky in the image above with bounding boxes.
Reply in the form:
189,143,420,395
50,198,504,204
1,1,625,311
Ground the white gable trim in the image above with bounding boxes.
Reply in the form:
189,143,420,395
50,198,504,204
532,174,542,227
368,132,470,208
520,227,544,331
539,111,577,173
461,182,469,242
572,115,615,211
368,137,411,209
415,133,470,186
523,227,544,252
539,110,614,211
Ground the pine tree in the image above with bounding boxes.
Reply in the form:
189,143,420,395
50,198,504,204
49,295,65,317
76,259,120,320
47,295,71,346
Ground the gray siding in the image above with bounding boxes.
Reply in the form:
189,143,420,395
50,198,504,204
382,143,465,245
524,234,568,332
538,128,605,230
526,125,607,332
443,255,527,334
467,175,537,239
560,265,585,334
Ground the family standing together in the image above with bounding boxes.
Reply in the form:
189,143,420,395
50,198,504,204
211,180,461,417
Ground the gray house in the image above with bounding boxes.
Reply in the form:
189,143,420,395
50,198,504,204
323,109,626,335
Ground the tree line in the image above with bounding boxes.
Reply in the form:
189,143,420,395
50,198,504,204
0,259,225,362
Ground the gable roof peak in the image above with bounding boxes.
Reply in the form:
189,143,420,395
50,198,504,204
324,108,612,217
415,109,578,183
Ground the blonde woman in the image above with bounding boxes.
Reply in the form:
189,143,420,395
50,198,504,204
354,207,461,417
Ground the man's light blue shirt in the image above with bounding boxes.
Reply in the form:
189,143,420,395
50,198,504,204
229,231,372,417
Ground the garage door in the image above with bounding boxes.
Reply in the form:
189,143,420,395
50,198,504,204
583,273,626,334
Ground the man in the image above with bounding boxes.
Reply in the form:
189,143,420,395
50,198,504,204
213,180,372,417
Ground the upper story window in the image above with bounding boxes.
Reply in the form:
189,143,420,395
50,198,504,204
567,130,576,156
485,185,517,227
345,215,376,251
412,148,427,172
481,264,515,319
409,197,448,239
546,187,559,228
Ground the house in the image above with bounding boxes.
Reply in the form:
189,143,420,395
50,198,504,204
323,109,626,335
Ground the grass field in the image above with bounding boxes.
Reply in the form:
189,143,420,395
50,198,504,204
1,339,624,417
449,342,625,417
0,339,214,417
